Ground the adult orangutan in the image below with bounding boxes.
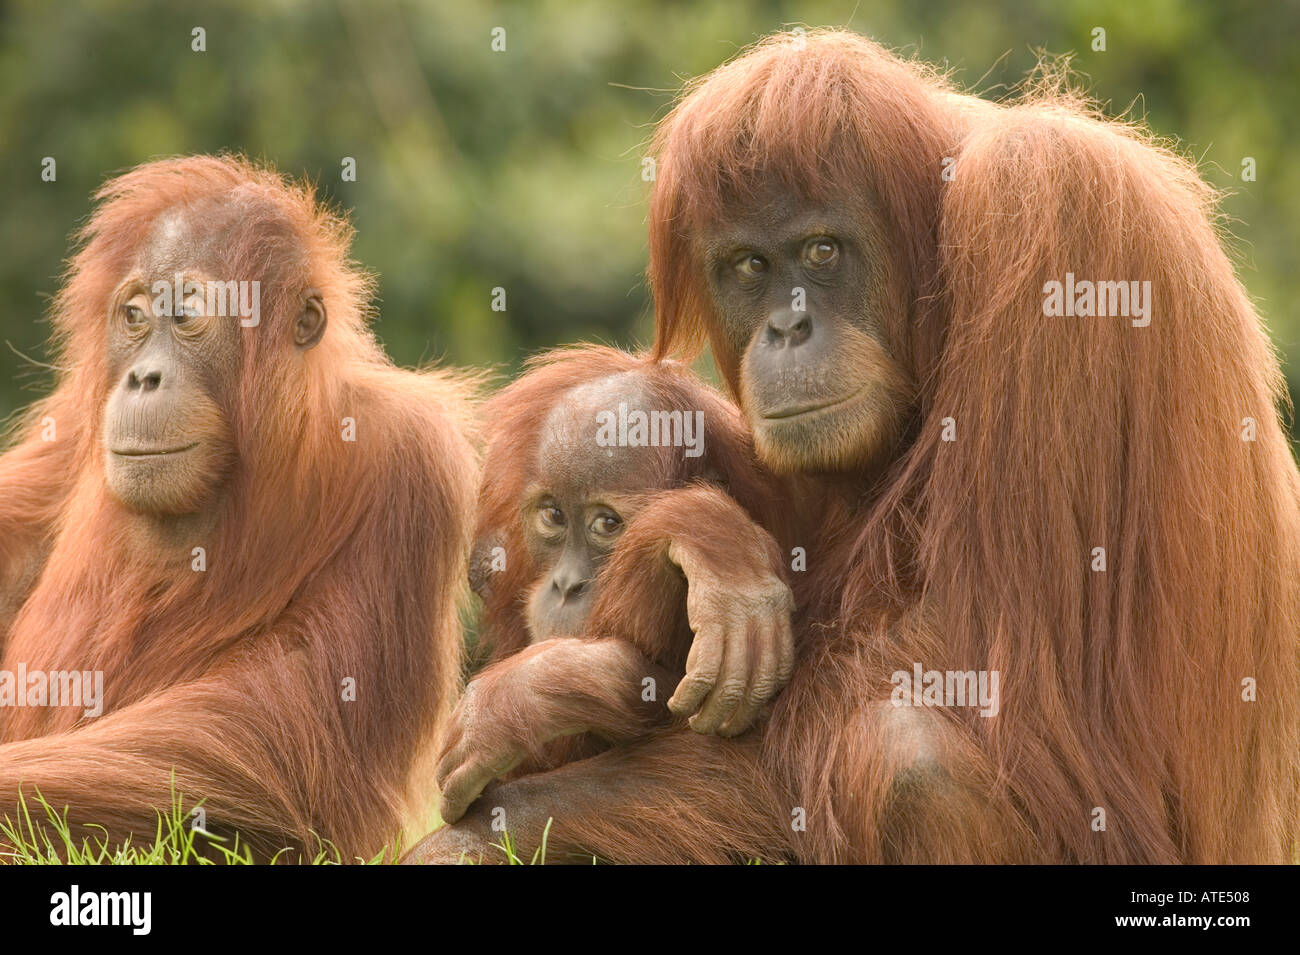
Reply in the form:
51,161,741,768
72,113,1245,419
417,347,794,835
412,30,1300,864
0,156,478,861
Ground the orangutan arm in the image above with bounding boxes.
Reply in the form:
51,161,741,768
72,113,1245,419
435,637,680,824
589,483,795,736
0,419,77,642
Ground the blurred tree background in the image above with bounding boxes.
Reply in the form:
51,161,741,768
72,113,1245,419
0,0,1297,423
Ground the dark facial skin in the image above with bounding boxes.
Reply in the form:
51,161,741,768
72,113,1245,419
524,375,673,641
697,186,912,473
101,207,326,517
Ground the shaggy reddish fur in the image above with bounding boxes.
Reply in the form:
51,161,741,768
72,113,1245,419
642,30,1300,863
0,156,479,861
423,30,1300,866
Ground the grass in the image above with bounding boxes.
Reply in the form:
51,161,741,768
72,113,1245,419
0,787,557,864
0,788,386,865
479,819,556,865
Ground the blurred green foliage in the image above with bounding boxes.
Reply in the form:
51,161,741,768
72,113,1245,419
1,0,1297,421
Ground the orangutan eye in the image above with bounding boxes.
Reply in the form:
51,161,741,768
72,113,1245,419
734,253,768,278
590,513,623,537
176,298,204,325
120,304,146,326
539,504,565,528
804,237,839,267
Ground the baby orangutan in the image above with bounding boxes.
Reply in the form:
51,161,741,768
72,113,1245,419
430,346,795,834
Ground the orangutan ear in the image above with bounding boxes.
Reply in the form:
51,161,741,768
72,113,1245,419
468,532,504,597
294,289,327,350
